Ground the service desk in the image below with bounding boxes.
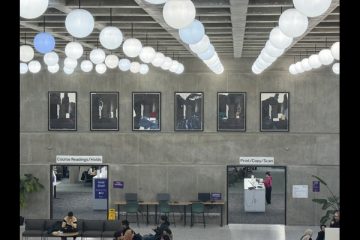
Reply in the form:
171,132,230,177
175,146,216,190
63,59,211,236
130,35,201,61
244,178,265,212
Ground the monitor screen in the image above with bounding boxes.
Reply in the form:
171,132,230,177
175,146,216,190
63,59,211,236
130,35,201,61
157,193,170,201
210,192,222,201
198,192,211,202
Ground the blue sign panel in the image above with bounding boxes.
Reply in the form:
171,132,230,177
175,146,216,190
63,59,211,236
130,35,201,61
95,179,108,199
113,181,124,188
210,192,222,201
312,181,320,192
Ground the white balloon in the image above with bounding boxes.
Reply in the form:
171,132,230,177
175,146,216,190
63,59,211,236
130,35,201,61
175,64,184,74
65,42,83,60
293,0,332,18
279,8,308,38
139,64,149,75
151,52,165,67
169,60,180,72
20,63,28,74
44,51,59,66
308,54,322,69
332,62,339,74
64,57,77,69
331,42,339,60
161,57,173,70
289,64,298,75
301,58,312,71
20,45,34,62
95,63,107,74
90,48,106,64
318,49,334,65
189,35,210,54
269,27,293,49
48,64,59,73
80,60,93,72
99,26,123,50
65,9,94,38
105,55,119,69
118,58,131,71
252,64,263,74
28,60,41,73
163,0,196,29
123,38,142,58
139,47,156,63
295,62,304,73
130,62,141,73
20,0,48,19
264,41,285,58
63,66,74,75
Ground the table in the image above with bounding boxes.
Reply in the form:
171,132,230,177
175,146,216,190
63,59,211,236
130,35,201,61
169,201,192,226
190,201,225,227
52,231,79,237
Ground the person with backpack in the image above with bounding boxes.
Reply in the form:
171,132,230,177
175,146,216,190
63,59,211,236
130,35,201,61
143,215,170,240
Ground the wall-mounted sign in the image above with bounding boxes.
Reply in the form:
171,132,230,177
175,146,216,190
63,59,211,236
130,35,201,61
239,156,274,165
113,181,124,189
312,181,320,192
292,185,308,198
56,155,103,164
95,179,108,199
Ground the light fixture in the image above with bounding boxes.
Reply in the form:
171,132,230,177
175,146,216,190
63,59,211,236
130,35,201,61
139,64,149,75
175,63,184,74
64,57,78,69
203,52,219,66
318,49,334,65
151,52,165,67
105,55,119,69
139,47,156,63
332,62,339,74
198,44,215,60
144,0,167,4
279,8,308,38
301,58,312,71
20,63,28,74
130,62,141,73
118,58,131,71
189,35,210,54
44,51,59,66
289,64,298,75
80,60,93,72
264,41,285,58
65,9,94,38
34,32,55,54
293,0,332,18
269,27,293,49
308,54,322,69
257,57,271,68
63,66,74,75
163,0,196,29
48,63,59,73
260,50,276,63
65,42,83,60
331,42,339,60
95,63,107,74
179,19,205,44
252,64,263,75
213,64,224,75
20,0,49,19
20,45,34,62
123,38,142,58
295,62,304,73
100,26,123,50
28,60,41,73
160,57,173,70
90,48,106,64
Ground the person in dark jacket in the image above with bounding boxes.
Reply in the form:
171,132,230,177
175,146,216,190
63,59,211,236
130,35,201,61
143,215,170,240
315,224,326,240
330,210,340,228
61,211,78,240
263,171,273,204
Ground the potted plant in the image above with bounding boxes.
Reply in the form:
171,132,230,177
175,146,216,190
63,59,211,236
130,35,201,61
312,175,340,225
20,173,44,225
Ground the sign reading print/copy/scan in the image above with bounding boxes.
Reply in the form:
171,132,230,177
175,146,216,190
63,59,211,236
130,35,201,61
56,155,103,164
113,181,124,189
239,156,274,165
292,185,308,198
312,181,320,192
95,178,108,199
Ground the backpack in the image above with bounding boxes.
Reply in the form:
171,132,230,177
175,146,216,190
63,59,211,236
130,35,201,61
47,221,62,234
133,233,143,240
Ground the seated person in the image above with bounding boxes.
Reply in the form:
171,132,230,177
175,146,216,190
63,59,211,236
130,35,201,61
162,227,173,240
315,225,326,240
300,229,313,240
330,210,340,228
88,166,97,176
114,220,134,240
61,211,78,240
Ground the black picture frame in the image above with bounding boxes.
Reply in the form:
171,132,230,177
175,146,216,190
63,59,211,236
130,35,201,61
48,91,77,131
217,92,246,131
132,92,161,131
260,92,289,132
174,92,204,131
90,92,119,131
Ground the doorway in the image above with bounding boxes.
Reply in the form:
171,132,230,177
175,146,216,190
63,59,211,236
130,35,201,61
227,165,286,224
50,164,109,220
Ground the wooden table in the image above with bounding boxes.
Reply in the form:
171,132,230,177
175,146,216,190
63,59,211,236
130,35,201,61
169,201,192,226
52,231,79,237
190,201,225,227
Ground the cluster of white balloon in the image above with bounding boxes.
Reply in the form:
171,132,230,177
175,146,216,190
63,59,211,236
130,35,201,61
289,41,339,75
145,0,223,74
20,0,185,75
252,0,333,75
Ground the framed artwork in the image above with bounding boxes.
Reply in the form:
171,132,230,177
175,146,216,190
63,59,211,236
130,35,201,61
132,92,161,131
174,92,204,131
260,92,289,132
48,91,77,131
90,92,119,131
217,92,246,131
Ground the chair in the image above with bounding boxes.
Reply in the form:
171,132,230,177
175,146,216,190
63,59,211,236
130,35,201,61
158,200,176,227
101,220,122,240
191,202,205,228
22,219,45,240
124,200,140,227
82,220,104,239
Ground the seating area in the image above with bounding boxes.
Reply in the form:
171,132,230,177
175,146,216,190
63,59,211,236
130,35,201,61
22,219,122,240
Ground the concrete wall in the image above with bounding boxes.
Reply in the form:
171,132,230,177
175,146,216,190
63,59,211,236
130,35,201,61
20,56,339,225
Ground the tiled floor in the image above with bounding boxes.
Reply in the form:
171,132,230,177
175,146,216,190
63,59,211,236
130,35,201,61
20,223,320,240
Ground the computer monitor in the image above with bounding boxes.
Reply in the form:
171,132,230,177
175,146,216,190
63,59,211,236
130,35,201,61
125,193,138,201
210,192,222,201
198,192,211,202
157,193,170,201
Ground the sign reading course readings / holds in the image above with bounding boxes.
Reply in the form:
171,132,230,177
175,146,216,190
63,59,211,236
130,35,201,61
56,155,103,164
239,156,274,165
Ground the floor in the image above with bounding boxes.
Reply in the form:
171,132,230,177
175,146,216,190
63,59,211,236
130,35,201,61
20,223,321,240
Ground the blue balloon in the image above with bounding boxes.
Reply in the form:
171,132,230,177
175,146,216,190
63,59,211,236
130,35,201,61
198,44,215,60
179,20,205,45
34,32,55,54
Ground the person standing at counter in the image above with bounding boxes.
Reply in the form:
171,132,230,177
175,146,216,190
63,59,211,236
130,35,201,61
263,171,272,204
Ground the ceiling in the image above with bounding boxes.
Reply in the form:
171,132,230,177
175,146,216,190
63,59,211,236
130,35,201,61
20,0,339,61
